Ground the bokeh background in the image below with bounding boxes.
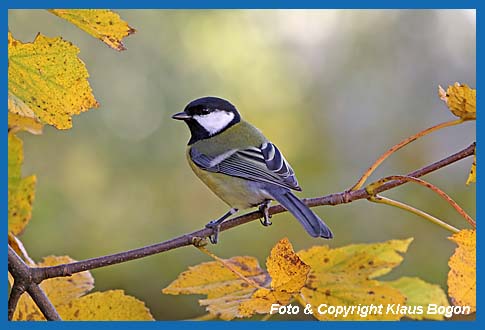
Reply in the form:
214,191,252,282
8,10,475,320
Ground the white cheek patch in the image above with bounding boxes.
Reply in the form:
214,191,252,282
193,111,235,136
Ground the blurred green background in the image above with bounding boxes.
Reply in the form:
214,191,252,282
8,10,475,320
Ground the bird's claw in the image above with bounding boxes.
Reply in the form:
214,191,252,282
205,221,221,244
258,201,272,227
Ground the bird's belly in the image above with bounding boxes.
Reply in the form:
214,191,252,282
190,164,272,209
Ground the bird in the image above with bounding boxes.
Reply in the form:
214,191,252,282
172,96,333,243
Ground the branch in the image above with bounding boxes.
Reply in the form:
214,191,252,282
31,141,475,282
8,246,61,321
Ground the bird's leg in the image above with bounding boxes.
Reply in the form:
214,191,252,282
258,200,272,226
205,208,238,244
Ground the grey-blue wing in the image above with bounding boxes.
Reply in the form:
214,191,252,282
190,143,301,191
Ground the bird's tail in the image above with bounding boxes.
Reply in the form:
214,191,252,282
270,189,333,239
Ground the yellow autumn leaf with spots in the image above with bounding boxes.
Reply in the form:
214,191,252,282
8,133,36,235
238,238,310,317
8,32,98,129
466,153,476,185
11,256,153,321
56,290,153,321
49,9,135,51
386,277,449,320
448,229,476,312
296,239,414,320
438,83,476,120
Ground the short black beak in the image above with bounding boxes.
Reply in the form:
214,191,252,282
171,111,192,120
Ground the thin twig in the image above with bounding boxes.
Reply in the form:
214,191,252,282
30,142,474,282
350,119,465,191
368,175,475,228
368,195,460,233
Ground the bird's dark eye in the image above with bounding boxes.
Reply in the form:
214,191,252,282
201,108,210,115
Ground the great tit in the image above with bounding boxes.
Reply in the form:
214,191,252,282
172,96,333,243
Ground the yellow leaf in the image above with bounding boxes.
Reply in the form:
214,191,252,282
162,256,267,299
8,133,36,235
49,9,135,51
267,237,310,292
57,290,154,321
466,153,476,185
438,83,476,120
13,256,94,321
297,238,413,320
8,32,98,129
239,238,310,317
298,238,413,279
386,277,449,320
448,229,476,312
164,237,429,321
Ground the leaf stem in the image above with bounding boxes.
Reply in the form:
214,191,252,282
368,175,475,228
196,246,266,290
368,195,460,233
350,119,464,191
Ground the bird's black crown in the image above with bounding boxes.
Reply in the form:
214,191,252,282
176,96,241,145
183,96,240,117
